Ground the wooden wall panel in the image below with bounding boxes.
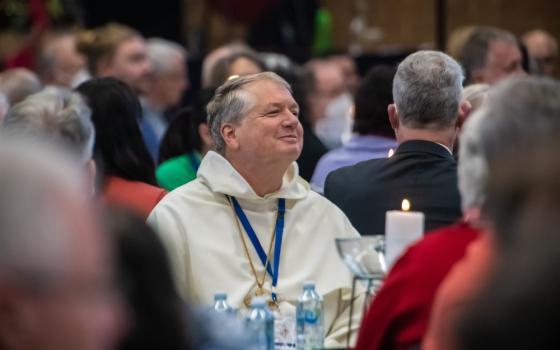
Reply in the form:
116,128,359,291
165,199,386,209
325,0,436,52
184,0,560,57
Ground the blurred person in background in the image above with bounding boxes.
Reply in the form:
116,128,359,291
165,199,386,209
140,38,189,161
459,26,525,85
457,135,560,350
0,68,42,105
522,29,558,77
311,65,397,193
423,76,560,350
105,206,191,350
1,87,96,194
328,53,360,95
156,88,214,191
37,31,88,88
206,48,265,88
201,42,252,88
306,59,353,150
106,205,250,350
460,84,489,112
0,137,126,350
77,23,151,94
76,78,166,219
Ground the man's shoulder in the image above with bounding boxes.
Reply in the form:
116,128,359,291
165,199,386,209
324,157,386,193
152,178,215,212
329,157,386,181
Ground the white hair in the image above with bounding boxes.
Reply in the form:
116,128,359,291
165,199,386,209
206,71,291,154
2,87,95,163
146,38,187,76
462,83,490,111
0,136,85,288
458,76,560,211
393,50,464,129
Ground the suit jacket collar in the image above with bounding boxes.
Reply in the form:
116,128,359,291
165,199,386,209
396,140,455,160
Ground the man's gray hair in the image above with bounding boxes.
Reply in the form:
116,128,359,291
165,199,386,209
0,137,84,288
0,68,42,105
462,83,490,111
2,87,95,163
393,50,464,129
146,38,187,76
206,71,291,154
458,75,560,211
460,26,517,85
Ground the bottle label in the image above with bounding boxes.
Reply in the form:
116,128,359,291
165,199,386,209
274,315,296,349
304,310,319,324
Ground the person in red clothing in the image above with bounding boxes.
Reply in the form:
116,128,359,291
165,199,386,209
76,78,166,219
355,222,481,350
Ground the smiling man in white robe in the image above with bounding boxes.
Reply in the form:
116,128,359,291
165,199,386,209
148,72,364,348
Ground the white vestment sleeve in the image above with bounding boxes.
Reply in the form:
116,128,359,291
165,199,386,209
147,205,192,301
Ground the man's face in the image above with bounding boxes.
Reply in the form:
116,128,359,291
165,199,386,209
106,37,152,94
3,194,126,350
228,80,303,165
51,36,86,88
478,40,525,84
308,63,346,125
149,55,188,108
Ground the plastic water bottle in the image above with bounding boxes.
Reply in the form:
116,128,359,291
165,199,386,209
296,281,324,350
213,292,233,314
245,297,275,350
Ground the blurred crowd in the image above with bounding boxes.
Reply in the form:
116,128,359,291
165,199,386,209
0,3,560,350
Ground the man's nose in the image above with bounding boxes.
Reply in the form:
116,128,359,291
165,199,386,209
283,110,299,126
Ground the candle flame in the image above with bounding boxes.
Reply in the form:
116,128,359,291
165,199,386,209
388,148,395,158
401,199,411,211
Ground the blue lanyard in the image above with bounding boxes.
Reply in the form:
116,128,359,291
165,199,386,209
229,196,285,302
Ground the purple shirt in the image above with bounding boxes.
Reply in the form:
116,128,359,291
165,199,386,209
310,135,397,193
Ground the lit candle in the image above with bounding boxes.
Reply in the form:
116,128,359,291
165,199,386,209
387,148,395,158
385,199,424,269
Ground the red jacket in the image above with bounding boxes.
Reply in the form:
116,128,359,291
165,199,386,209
355,222,480,350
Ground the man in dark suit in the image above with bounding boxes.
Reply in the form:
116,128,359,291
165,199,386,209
325,50,469,235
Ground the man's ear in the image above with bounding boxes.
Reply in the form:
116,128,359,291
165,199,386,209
456,100,472,129
221,123,239,150
388,103,399,130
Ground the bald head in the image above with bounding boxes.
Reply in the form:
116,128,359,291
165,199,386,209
522,29,558,76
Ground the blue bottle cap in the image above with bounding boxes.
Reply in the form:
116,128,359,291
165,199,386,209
214,292,227,301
